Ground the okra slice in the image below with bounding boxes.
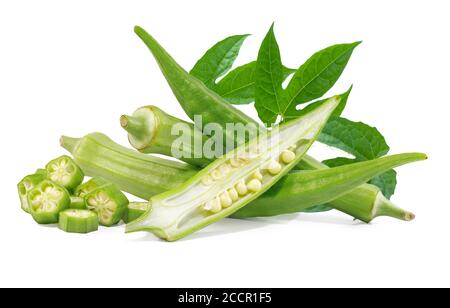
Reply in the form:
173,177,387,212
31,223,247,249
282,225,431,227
69,196,87,209
17,172,47,213
74,177,108,197
46,155,84,192
126,97,339,241
28,180,70,224
123,202,149,223
59,209,99,234
35,168,48,178
85,184,129,226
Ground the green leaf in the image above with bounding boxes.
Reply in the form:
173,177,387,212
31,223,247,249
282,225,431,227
215,61,295,105
284,42,361,117
368,169,397,199
322,157,397,199
254,24,285,125
318,117,389,161
283,85,352,121
190,34,249,87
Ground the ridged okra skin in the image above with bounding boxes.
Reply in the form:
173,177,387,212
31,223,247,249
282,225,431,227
61,132,425,222
123,202,149,224
121,106,211,167
125,98,340,240
59,209,99,234
60,133,197,198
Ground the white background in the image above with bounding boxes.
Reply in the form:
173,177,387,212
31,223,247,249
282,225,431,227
0,0,448,288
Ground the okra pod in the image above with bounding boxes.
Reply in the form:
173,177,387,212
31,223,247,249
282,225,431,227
69,196,87,209
61,133,423,222
121,104,419,221
60,133,198,198
85,184,129,226
74,177,109,197
18,172,47,213
125,97,339,240
28,180,71,224
59,209,99,234
46,155,84,192
133,26,409,220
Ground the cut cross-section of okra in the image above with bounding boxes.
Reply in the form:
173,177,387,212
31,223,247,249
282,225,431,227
59,209,99,234
123,202,150,223
125,96,339,241
85,184,129,226
69,196,87,209
18,172,47,213
74,177,108,197
27,180,70,224
46,155,84,192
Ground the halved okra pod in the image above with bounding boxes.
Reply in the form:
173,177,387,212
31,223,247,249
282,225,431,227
123,202,149,224
133,26,415,219
59,209,99,234
27,180,71,224
46,155,84,192
18,172,47,213
85,184,129,226
125,97,339,240
61,132,425,222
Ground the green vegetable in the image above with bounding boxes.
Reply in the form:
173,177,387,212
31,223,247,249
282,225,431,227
119,104,424,221
58,209,98,234
28,180,70,224
69,196,87,209
123,202,149,223
35,168,48,178
60,133,198,198
120,105,211,167
62,130,423,222
18,172,47,213
85,184,129,226
125,97,339,240
74,177,109,197
46,155,84,192
133,25,403,216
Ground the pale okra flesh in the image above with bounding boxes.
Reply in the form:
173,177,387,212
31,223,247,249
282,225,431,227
59,209,99,234
28,180,71,224
125,97,339,241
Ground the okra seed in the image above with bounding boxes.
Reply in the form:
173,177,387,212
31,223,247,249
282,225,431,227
247,179,262,192
267,160,282,175
252,170,263,181
235,181,248,196
230,158,242,168
201,175,213,186
227,188,239,202
211,170,223,180
280,150,296,164
219,192,233,208
203,197,222,213
219,164,231,175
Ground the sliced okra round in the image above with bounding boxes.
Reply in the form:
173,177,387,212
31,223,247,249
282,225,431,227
28,180,70,224
59,209,98,234
69,196,87,209
85,184,128,226
17,172,47,213
46,155,84,192
123,202,149,224
74,177,109,197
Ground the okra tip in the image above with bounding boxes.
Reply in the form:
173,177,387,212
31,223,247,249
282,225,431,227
60,136,80,153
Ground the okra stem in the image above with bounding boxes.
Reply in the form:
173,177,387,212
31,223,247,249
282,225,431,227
120,115,148,141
